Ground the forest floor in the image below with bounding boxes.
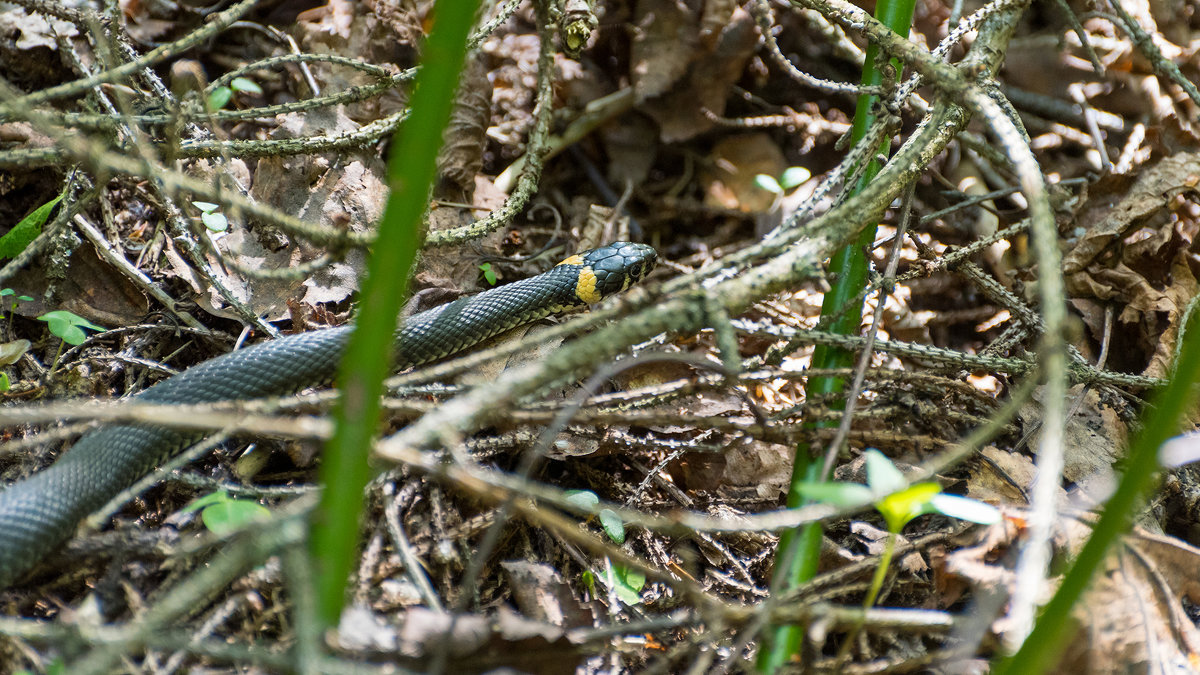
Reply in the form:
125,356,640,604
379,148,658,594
1,0,1199,672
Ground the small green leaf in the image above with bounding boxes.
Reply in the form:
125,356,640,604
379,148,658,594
186,491,270,535
0,289,13,298
479,262,497,285
38,310,105,346
207,86,233,111
565,489,599,511
599,508,625,544
192,201,220,213
0,372,10,392
17,296,31,302
929,494,1001,525
612,564,645,605
876,482,941,533
201,498,269,536
0,192,63,259
581,569,596,595
753,173,783,194
779,166,812,190
864,449,907,495
230,77,263,94
795,481,874,508
201,211,229,232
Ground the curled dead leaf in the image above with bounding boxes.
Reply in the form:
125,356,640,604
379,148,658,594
0,339,30,366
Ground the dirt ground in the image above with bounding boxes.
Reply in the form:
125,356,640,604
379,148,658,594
1,0,1199,672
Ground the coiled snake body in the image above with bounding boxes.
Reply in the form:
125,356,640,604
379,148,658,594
0,242,657,588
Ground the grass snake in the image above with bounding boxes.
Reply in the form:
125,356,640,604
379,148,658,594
0,242,657,588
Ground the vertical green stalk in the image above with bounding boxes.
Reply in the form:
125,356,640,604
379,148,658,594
833,531,896,663
311,0,482,628
996,312,1200,673
759,0,915,669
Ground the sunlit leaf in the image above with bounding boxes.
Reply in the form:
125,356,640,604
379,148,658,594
865,449,907,495
599,508,625,544
202,499,270,536
780,166,812,189
230,77,263,94
201,211,229,232
612,564,645,605
206,86,232,111
876,482,941,532
565,489,599,511
479,262,497,285
930,494,1002,525
753,173,783,194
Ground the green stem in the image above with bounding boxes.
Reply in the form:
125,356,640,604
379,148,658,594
759,0,915,670
310,0,482,628
862,530,895,611
834,530,896,663
996,311,1200,672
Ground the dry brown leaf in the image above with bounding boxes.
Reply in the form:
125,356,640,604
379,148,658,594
700,133,788,214
297,0,411,122
936,516,1022,610
500,561,596,628
939,510,1200,669
380,605,582,672
1063,152,1200,276
436,55,491,201
630,0,699,101
1140,251,1199,378
182,110,386,319
1060,531,1200,673
0,122,55,152
1017,385,1126,495
637,7,758,142
1061,151,1200,374
719,440,792,497
0,7,78,50
8,243,148,327
599,112,659,188
965,446,1040,506
699,0,739,49
0,339,29,367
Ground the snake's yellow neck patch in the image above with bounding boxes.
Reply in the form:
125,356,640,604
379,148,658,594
574,267,601,304
557,254,601,303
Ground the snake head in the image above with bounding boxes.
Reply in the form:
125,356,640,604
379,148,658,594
581,242,658,299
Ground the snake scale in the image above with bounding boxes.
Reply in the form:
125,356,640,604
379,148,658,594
0,242,657,588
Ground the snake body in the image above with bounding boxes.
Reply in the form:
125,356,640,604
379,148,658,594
0,242,656,588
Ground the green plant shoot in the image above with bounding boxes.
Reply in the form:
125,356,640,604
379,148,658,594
798,449,1000,609
565,489,641,604
798,449,999,660
183,491,270,536
38,310,105,373
38,310,104,346
206,77,260,112
192,201,229,232
479,262,498,285
0,289,34,327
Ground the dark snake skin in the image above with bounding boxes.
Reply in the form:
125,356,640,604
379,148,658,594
0,242,656,587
